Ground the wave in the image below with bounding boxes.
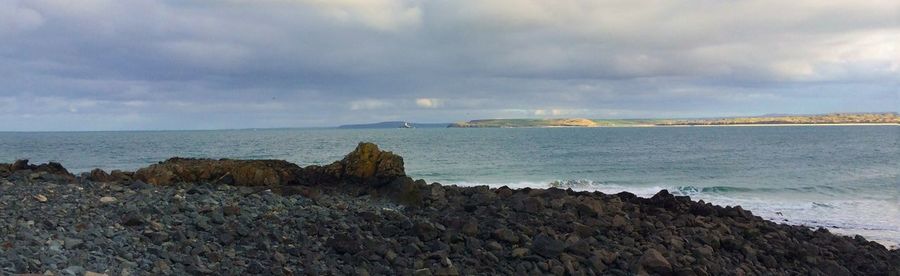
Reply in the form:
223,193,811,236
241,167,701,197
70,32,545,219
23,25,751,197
540,179,854,197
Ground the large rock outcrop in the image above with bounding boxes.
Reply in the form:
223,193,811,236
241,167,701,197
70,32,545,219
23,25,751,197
130,158,304,186
331,142,405,186
0,159,75,182
87,142,407,189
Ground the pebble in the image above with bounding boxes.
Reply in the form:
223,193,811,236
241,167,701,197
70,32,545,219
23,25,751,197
34,194,48,202
99,196,117,203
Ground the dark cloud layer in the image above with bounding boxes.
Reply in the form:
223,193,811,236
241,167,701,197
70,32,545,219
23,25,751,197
1,0,898,130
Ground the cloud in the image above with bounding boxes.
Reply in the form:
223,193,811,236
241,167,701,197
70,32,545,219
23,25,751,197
415,98,441,108
300,0,422,31
0,0,897,130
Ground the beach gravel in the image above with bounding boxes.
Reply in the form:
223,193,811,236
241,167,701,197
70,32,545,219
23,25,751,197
1,143,898,275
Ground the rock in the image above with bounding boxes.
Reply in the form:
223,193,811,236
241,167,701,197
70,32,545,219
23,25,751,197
434,266,460,276
222,205,241,216
532,234,565,258
11,159,29,171
589,254,607,272
327,233,361,254
122,213,144,226
611,215,627,228
89,168,112,182
385,250,398,262
64,238,84,250
511,247,529,257
132,158,304,186
414,221,439,241
62,266,85,276
337,142,405,186
33,194,48,202
460,220,478,236
1,159,75,181
413,268,432,276
493,228,519,243
153,260,172,274
523,197,544,213
638,248,672,274
100,196,117,203
575,198,603,217
85,272,107,276
486,241,503,251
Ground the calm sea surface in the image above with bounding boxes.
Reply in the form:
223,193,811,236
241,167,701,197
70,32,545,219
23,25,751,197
1,126,898,246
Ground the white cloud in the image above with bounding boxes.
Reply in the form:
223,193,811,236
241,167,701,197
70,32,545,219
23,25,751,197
299,0,422,31
415,98,441,108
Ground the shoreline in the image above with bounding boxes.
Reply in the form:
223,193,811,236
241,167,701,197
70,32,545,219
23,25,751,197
2,143,898,274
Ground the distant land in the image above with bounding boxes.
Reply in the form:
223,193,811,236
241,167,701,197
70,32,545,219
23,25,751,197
338,121,449,129
450,118,603,128
448,112,899,128
657,112,899,126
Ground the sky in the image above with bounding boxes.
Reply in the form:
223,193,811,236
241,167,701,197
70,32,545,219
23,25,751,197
1,0,898,131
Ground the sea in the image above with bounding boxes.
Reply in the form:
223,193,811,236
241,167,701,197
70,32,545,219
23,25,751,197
1,126,898,247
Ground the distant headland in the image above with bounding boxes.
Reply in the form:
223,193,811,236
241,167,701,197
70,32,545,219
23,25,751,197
448,112,898,128
335,113,897,129
338,121,450,129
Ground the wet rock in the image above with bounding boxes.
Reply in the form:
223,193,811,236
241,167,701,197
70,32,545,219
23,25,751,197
222,205,241,216
122,212,145,227
532,234,565,258
64,238,84,250
523,197,544,213
637,248,672,274
493,228,519,243
460,220,478,236
133,158,304,186
337,142,405,186
511,247,529,258
1,159,75,181
327,233,361,254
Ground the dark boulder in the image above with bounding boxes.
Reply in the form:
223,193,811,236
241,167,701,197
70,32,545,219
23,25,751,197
531,234,565,258
0,159,75,182
637,248,672,275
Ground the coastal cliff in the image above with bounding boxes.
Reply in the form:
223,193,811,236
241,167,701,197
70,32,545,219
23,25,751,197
1,143,897,275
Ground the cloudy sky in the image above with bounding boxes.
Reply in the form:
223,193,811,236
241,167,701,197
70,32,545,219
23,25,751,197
1,0,898,130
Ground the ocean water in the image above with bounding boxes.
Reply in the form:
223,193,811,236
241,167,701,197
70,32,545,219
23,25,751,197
1,126,898,246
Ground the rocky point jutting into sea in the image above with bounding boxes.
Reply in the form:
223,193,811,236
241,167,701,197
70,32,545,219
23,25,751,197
1,143,897,275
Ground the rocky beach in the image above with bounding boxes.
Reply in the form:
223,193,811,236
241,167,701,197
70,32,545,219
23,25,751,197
1,143,898,275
